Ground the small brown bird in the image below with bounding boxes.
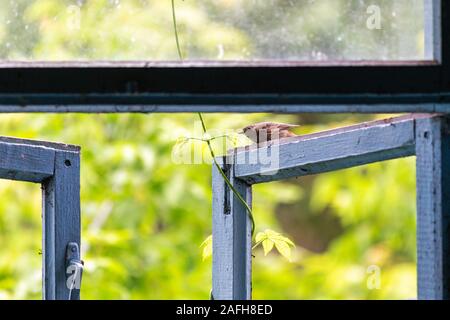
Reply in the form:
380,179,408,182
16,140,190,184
238,122,299,144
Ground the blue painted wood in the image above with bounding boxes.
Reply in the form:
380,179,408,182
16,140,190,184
233,115,417,184
415,116,450,300
42,178,56,300
0,136,81,299
0,136,80,152
0,140,55,182
0,96,450,114
212,158,252,300
212,160,233,300
0,104,448,113
43,150,81,300
0,104,449,113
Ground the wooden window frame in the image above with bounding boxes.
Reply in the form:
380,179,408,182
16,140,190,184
0,136,81,300
0,0,447,113
0,0,447,301
212,114,450,300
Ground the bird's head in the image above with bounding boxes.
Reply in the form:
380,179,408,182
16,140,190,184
239,124,260,134
237,125,256,135
237,122,299,144
237,125,262,143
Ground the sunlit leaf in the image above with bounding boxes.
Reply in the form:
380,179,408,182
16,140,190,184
255,231,266,243
274,241,292,262
200,235,213,261
262,239,274,256
254,229,295,261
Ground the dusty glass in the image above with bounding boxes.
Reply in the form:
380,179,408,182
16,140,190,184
0,0,428,61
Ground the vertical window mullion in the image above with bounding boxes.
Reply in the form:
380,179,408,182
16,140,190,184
42,150,81,300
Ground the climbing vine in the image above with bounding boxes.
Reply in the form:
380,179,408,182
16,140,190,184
170,0,295,261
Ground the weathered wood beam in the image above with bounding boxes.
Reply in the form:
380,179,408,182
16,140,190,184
233,115,421,184
212,114,450,300
416,116,450,300
42,150,81,300
0,141,55,182
212,159,252,300
0,102,449,114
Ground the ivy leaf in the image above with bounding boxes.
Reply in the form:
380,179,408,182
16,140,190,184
200,235,213,261
254,229,295,261
274,240,292,262
262,239,274,256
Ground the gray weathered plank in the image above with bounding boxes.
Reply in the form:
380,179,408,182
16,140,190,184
0,141,55,182
212,159,252,300
416,116,450,300
0,135,80,152
42,150,81,300
234,115,417,184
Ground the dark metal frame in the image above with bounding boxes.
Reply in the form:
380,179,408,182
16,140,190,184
0,0,447,111
0,136,81,300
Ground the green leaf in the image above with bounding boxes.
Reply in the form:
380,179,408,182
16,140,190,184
200,235,213,261
274,241,292,262
262,239,274,256
255,231,267,243
254,229,295,261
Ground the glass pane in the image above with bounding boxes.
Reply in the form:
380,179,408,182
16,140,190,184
0,0,428,61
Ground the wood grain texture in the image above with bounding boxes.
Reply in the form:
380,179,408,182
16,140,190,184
43,150,81,300
416,116,450,300
212,158,252,300
0,141,55,182
0,135,80,152
234,115,416,184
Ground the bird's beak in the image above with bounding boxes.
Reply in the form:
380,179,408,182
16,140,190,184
237,129,244,134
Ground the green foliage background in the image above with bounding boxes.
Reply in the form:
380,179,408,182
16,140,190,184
0,0,421,299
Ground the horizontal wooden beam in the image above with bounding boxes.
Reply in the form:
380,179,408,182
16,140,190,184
0,136,80,152
232,115,426,184
1,103,450,113
0,141,56,183
43,150,81,300
1,94,450,113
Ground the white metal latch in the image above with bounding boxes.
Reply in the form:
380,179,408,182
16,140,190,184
66,242,83,300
